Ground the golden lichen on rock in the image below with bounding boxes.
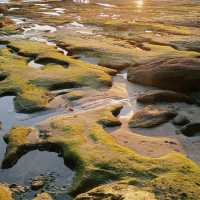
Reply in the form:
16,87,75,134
2,104,200,200
0,16,19,35
75,181,157,200
0,39,115,113
0,184,13,200
33,192,53,200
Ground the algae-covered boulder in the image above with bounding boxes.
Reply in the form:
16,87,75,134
56,36,136,71
75,182,157,200
33,192,53,200
0,16,19,35
128,57,200,92
0,39,115,113
2,104,200,200
129,106,177,128
0,184,13,200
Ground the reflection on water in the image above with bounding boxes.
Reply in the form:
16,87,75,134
73,0,90,4
0,150,74,186
0,150,73,200
135,0,144,10
0,96,74,199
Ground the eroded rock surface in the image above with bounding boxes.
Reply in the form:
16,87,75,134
129,106,177,128
0,184,13,200
137,90,194,104
172,115,190,126
2,105,200,200
179,123,200,137
33,192,53,200
75,182,157,200
128,57,200,92
0,39,114,113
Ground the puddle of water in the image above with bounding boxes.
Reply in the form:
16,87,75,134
57,48,67,56
63,21,101,35
40,12,61,16
28,60,44,68
73,0,90,4
0,0,9,3
96,3,117,8
0,150,74,187
53,8,66,14
10,17,26,25
75,53,100,64
8,8,20,11
0,96,68,159
24,24,57,36
0,44,6,48
0,96,74,198
35,3,51,8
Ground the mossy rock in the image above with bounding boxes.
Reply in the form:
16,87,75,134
0,39,115,113
33,192,53,200
0,16,20,35
2,104,200,199
75,181,157,200
53,33,200,69
0,184,13,200
129,106,177,128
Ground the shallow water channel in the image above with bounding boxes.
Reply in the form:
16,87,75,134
0,96,74,199
0,0,200,198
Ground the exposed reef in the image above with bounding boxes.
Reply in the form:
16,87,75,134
2,104,200,199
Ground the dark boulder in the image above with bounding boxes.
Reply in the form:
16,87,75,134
180,123,200,137
172,115,190,126
128,57,200,92
129,105,177,128
137,90,194,104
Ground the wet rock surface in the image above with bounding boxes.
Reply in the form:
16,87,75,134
137,90,194,104
31,176,46,190
75,182,157,200
128,57,200,92
179,123,200,137
172,114,190,126
2,105,200,199
0,183,13,200
129,106,177,128
33,192,53,200
0,0,200,199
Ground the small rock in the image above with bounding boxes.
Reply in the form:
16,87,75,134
33,192,53,200
172,115,190,126
180,123,200,137
0,5,7,13
31,176,46,190
128,57,200,92
137,90,194,104
164,140,177,145
68,107,74,112
9,184,28,193
129,105,177,128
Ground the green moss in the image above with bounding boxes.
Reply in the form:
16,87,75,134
2,104,200,199
0,39,114,113
54,33,200,68
0,16,19,35
67,91,85,101
0,184,13,200
89,132,98,142
33,192,53,200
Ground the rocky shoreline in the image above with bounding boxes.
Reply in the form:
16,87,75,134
0,0,200,199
